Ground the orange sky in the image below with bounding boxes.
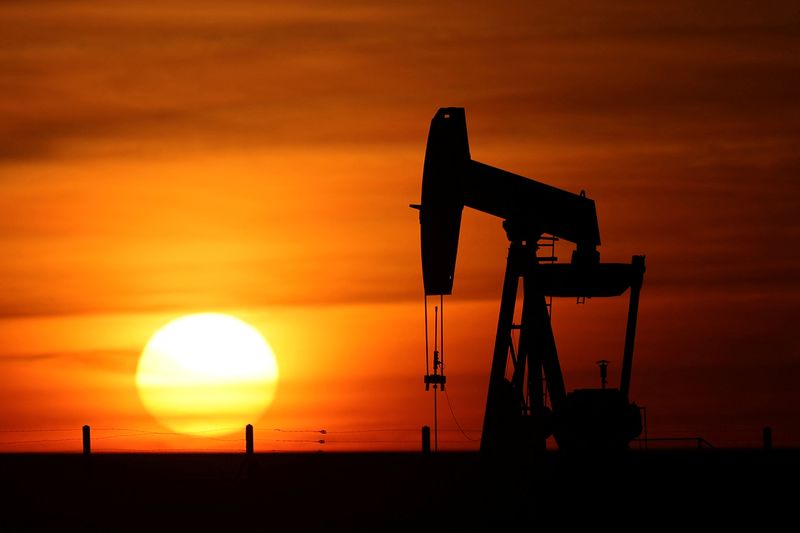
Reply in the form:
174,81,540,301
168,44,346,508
1,1,798,451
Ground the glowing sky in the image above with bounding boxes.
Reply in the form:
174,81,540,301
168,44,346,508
1,1,798,451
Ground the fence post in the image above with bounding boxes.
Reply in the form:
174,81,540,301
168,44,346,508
763,426,772,450
422,425,431,454
246,424,254,455
82,425,91,455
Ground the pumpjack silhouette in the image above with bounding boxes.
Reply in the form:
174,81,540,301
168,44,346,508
412,108,645,453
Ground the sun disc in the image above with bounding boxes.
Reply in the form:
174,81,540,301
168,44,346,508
135,313,279,436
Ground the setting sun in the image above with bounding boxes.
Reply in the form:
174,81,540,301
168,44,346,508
135,313,279,436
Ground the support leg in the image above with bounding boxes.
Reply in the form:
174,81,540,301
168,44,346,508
480,242,522,454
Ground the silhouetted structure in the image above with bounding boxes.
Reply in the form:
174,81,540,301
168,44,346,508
422,425,431,454
597,360,610,389
413,108,646,454
422,304,446,450
82,425,91,456
245,424,254,455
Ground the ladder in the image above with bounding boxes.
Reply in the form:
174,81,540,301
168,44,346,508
537,234,558,316
536,234,558,409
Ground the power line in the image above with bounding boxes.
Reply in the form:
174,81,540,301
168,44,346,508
444,389,479,442
1,437,82,445
326,428,417,434
0,428,77,433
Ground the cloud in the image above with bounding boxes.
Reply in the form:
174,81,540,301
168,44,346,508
0,1,425,162
1,1,797,163
0,347,138,374
0,0,798,319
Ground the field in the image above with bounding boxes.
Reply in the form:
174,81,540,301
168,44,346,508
3,450,796,531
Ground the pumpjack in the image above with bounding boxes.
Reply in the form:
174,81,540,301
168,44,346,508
412,108,645,453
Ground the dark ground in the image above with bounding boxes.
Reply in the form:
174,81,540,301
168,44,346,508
2,450,797,531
